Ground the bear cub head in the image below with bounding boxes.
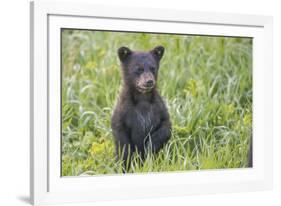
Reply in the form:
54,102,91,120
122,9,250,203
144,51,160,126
117,46,164,93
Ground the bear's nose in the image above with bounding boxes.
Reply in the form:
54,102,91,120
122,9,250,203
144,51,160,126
146,80,154,87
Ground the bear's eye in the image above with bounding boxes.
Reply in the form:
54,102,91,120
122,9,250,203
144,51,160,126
136,67,144,74
150,67,156,73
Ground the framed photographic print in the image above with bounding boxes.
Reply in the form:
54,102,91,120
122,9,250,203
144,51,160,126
30,0,273,205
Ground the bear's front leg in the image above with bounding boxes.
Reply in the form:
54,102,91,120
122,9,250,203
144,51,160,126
148,119,171,153
112,128,134,171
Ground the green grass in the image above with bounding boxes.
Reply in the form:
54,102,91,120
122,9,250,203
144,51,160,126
61,29,252,176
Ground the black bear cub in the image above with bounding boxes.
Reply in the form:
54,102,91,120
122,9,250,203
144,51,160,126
111,45,172,170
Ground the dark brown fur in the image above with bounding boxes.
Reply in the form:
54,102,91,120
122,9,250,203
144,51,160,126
111,46,171,170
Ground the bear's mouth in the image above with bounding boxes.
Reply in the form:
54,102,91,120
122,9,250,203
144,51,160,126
136,85,154,93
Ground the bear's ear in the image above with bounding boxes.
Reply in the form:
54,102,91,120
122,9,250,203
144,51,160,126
151,45,165,61
118,47,132,62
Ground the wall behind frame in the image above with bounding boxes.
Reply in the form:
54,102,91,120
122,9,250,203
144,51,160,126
0,0,280,206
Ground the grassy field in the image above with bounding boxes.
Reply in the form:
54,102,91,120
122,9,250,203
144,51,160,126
61,29,252,176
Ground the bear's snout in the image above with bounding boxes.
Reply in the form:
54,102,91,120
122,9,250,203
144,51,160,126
146,79,154,88
136,72,155,93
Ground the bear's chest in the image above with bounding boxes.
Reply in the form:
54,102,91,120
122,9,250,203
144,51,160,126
132,102,160,134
